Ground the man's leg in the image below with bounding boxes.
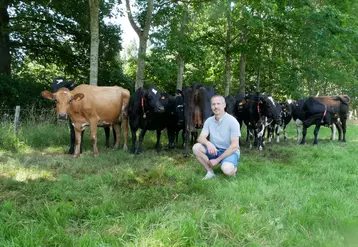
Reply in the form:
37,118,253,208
221,153,239,176
221,162,237,176
192,143,215,179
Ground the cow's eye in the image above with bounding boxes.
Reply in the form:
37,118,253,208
69,99,72,104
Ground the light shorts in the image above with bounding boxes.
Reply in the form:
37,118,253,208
205,147,239,167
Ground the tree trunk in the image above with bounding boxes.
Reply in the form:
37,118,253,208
176,4,187,91
239,52,246,95
136,38,148,90
224,0,231,97
126,0,153,90
89,0,100,86
0,0,11,76
177,55,184,91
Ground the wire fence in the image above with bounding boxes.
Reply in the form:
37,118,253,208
0,107,57,124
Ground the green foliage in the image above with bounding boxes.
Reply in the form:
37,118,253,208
0,124,26,152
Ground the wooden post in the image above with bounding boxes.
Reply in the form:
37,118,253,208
14,106,20,137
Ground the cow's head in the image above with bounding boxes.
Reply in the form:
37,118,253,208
260,95,281,123
41,88,84,120
144,87,165,113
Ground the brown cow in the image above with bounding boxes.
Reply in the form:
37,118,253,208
42,84,130,158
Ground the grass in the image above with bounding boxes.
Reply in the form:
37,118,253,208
1,119,358,246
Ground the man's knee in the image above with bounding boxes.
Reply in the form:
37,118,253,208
192,143,204,155
221,162,237,176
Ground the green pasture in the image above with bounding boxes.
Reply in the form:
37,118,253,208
1,119,358,246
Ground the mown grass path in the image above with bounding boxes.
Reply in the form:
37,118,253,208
1,122,358,246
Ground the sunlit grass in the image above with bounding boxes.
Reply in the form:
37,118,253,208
0,120,358,246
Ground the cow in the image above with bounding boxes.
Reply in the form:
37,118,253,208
128,86,170,154
292,99,339,143
243,92,281,151
183,82,214,155
169,91,185,147
266,99,282,143
279,100,294,140
224,95,236,115
50,77,114,154
300,95,350,145
42,84,130,157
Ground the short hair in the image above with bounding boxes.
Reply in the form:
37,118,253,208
211,95,226,104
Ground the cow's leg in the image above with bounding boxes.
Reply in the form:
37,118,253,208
268,124,273,143
89,122,99,156
130,128,137,154
296,119,303,143
313,123,321,145
257,123,265,151
113,123,121,149
73,126,83,158
155,130,162,151
300,126,307,145
341,119,347,142
167,127,175,149
330,124,336,141
104,126,110,148
137,129,147,154
335,121,343,141
276,124,280,143
248,128,254,149
283,124,287,140
68,120,83,154
121,116,128,151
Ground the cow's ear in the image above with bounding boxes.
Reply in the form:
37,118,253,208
73,93,84,101
41,90,55,101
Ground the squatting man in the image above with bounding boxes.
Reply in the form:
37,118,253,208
192,95,241,180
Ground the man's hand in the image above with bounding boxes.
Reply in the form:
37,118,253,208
208,158,220,167
206,142,218,156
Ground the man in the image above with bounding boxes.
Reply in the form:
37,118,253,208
192,95,241,180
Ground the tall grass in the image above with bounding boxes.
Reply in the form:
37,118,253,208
1,118,358,246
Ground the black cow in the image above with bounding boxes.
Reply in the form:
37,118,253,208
266,99,282,143
224,95,236,115
128,86,169,154
293,99,340,143
50,77,113,154
173,92,185,146
183,82,214,155
244,93,281,151
300,95,350,145
279,100,294,140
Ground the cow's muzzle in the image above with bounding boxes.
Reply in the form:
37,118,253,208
156,105,165,113
58,113,68,120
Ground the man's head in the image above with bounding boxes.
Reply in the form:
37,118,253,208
211,95,226,117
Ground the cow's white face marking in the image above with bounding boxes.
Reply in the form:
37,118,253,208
152,88,157,94
57,79,63,84
268,96,275,106
287,99,293,104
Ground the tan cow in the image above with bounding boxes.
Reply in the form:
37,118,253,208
42,84,130,158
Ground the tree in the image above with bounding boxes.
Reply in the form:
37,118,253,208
125,0,153,90
0,0,11,76
89,0,100,85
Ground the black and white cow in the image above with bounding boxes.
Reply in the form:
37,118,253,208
243,93,281,151
300,95,350,145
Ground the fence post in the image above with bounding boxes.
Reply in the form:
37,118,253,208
14,105,20,137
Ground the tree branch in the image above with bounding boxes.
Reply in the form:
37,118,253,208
125,0,141,37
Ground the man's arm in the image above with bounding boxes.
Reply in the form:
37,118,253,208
209,136,239,166
197,131,218,155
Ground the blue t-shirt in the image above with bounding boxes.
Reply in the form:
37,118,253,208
201,113,241,155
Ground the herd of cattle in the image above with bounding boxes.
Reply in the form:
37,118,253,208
41,78,351,158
